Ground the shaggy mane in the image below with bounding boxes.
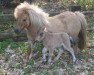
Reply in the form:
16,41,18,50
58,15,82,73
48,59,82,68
14,2,49,27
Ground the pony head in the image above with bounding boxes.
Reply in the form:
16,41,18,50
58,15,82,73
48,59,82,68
14,2,49,34
14,2,31,34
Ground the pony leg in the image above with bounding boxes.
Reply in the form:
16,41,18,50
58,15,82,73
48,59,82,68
54,48,64,62
42,47,48,62
24,43,33,65
27,40,33,60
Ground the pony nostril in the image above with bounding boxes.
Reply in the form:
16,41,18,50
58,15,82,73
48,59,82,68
14,29,21,34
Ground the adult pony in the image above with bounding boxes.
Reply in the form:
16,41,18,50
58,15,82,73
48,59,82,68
14,2,87,60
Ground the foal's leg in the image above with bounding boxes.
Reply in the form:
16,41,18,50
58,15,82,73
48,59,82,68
63,44,76,63
62,39,76,63
48,48,54,64
54,48,64,62
62,34,76,63
66,47,76,63
42,47,48,63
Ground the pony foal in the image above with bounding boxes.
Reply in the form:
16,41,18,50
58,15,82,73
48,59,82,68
36,29,76,64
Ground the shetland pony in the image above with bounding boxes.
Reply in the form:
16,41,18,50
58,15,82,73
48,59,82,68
36,28,76,64
14,2,87,60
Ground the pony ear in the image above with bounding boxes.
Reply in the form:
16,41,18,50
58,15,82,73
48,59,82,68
23,1,30,5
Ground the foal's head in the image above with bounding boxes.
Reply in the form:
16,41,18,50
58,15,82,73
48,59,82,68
35,28,48,41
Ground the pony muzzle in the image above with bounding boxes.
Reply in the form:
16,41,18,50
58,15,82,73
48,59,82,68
14,29,21,34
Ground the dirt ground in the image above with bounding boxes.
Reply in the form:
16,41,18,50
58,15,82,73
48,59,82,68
0,46,94,75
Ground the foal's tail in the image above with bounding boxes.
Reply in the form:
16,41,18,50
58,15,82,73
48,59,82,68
75,11,88,50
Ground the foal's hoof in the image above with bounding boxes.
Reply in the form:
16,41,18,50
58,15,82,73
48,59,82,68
73,59,77,65
41,61,46,65
48,61,54,65
41,59,47,65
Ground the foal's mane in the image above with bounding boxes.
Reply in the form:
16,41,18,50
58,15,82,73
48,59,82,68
14,2,49,28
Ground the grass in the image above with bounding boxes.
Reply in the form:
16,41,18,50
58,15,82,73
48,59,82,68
0,38,44,55
0,11,4,16
0,38,28,54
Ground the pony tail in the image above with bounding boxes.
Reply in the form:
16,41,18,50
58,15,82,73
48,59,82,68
75,12,88,49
